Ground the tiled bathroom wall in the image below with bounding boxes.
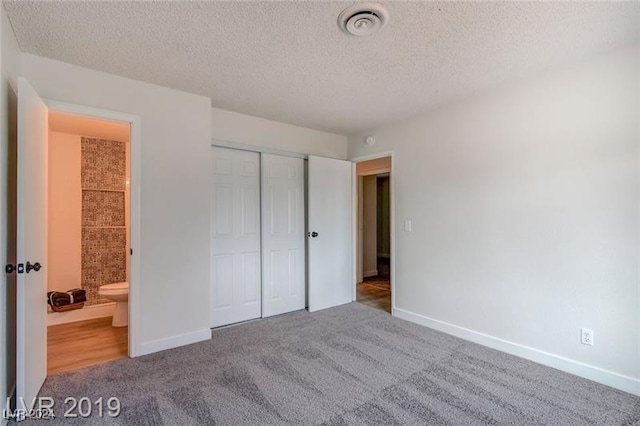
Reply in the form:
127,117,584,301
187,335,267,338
81,137,127,305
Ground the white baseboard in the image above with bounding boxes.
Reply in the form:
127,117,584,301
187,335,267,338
393,307,640,396
47,303,115,326
363,269,378,278
137,329,211,357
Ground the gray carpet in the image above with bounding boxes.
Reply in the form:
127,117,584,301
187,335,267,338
22,303,640,425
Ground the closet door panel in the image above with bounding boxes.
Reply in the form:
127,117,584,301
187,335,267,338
262,154,305,317
211,147,261,327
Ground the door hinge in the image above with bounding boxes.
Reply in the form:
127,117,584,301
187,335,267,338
130,248,133,256
5,263,24,274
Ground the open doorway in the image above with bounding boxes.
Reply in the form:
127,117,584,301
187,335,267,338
14,81,141,404
46,111,130,374
355,157,391,313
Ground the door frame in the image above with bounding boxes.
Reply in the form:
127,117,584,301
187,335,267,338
350,151,396,314
44,99,143,357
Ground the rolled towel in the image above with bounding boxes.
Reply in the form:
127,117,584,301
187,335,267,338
66,288,86,304
47,289,87,307
47,292,86,306
47,292,65,307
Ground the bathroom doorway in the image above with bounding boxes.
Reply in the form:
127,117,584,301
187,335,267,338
46,111,131,374
355,156,392,313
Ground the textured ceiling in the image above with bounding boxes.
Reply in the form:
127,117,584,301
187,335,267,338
4,1,639,135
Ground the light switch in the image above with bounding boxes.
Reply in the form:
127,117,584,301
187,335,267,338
404,220,412,232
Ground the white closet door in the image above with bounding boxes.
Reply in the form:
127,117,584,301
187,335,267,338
308,155,353,312
16,78,48,408
211,147,261,327
261,154,305,317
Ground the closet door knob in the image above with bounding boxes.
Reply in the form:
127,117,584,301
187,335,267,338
26,261,42,273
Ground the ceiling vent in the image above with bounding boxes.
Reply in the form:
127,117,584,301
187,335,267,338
338,3,389,36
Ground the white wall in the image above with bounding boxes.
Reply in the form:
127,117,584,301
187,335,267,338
349,45,640,394
22,53,212,354
48,132,81,293
362,175,377,277
0,4,21,421
211,108,347,159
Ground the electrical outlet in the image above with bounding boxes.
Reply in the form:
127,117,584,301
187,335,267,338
404,220,412,232
581,328,594,346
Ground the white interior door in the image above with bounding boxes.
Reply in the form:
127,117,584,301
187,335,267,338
261,154,305,317
16,78,48,406
308,155,353,312
211,147,261,327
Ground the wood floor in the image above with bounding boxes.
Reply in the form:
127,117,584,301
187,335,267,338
356,257,391,313
47,317,128,375
356,283,391,313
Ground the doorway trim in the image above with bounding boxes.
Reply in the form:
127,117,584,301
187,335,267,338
350,151,396,314
44,99,142,357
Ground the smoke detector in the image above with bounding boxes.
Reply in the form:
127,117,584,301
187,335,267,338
338,3,389,36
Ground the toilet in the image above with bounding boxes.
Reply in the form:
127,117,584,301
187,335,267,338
98,282,129,327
